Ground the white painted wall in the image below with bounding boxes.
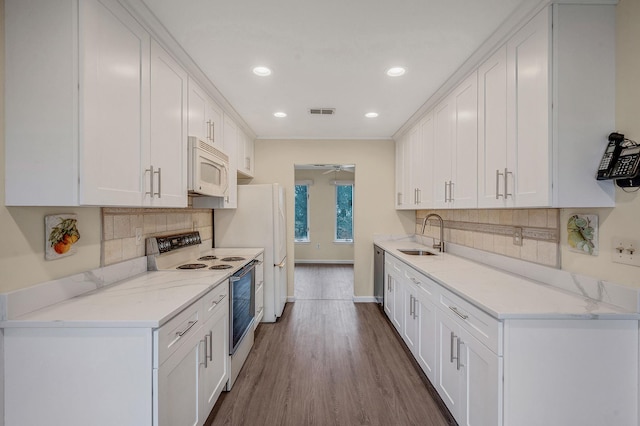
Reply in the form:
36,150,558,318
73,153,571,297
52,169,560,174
253,139,415,298
559,0,640,289
294,168,354,263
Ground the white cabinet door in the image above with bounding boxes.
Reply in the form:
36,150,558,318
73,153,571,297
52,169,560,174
237,128,255,178
478,46,511,208
436,309,463,416
156,330,202,426
384,269,394,319
417,112,435,208
432,97,453,208
199,303,230,424
416,295,437,382
450,71,478,208
507,8,551,207
395,133,410,209
458,327,501,426
220,115,239,209
80,0,150,206
402,283,419,353
188,80,224,151
148,39,188,207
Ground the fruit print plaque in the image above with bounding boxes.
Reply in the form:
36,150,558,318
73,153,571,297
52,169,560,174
567,214,598,256
45,214,81,260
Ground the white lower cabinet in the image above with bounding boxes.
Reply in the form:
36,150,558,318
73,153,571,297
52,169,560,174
436,308,501,426
4,282,230,426
382,251,638,426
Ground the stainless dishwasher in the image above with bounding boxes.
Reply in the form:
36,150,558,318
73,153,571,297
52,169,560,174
374,245,384,308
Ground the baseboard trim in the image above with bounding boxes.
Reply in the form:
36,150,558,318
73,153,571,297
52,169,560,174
294,259,354,265
352,296,377,303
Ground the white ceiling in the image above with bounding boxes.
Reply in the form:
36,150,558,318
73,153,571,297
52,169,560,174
141,0,527,140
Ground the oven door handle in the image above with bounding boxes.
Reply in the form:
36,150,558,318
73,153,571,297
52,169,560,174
230,261,257,281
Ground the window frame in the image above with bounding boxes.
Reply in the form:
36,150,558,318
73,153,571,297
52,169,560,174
334,181,354,243
294,181,311,243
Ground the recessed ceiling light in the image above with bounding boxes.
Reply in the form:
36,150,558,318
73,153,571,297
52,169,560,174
365,112,379,118
386,67,406,77
274,112,287,118
253,66,272,76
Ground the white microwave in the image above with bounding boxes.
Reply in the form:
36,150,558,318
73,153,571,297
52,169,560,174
187,137,229,197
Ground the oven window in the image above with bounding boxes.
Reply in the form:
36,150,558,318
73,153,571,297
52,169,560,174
231,268,255,352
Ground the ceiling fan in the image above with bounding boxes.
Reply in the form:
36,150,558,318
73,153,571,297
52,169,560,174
322,165,355,174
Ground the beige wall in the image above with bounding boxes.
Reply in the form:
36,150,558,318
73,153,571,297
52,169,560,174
0,0,102,294
294,168,354,262
558,0,640,288
253,139,415,298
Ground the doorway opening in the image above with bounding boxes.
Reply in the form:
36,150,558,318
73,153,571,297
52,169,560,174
293,164,355,300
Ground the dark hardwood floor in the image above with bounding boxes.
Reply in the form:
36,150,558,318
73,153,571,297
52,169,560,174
294,263,354,300
206,289,455,425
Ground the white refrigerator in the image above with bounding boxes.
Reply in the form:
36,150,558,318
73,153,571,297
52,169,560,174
214,183,287,322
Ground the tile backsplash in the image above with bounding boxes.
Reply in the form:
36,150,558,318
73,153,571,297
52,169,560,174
102,207,213,266
416,209,560,267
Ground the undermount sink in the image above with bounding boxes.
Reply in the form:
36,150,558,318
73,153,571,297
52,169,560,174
398,249,436,256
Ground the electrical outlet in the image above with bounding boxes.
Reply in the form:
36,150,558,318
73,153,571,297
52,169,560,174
135,228,142,246
612,237,640,267
316,243,321,250
513,227,523,246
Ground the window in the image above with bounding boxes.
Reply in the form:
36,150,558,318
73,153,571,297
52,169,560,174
294,183,309,242
335,183,353,242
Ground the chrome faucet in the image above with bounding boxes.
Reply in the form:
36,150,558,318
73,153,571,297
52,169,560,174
421,213,445,253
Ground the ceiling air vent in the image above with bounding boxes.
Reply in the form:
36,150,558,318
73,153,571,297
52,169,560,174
309,108,335,115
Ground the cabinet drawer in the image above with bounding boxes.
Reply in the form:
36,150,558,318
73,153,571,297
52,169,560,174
438,287,502,355
404,266,438,304
202,280,229,322
155,301,202,367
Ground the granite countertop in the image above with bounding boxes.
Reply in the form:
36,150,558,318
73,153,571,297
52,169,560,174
375,240,639,320
1,248,264,328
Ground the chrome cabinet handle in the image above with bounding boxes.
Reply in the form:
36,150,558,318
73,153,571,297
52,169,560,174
449,306,469,320
146,166,154,198
208,294,226,312
208,330,213,362
449,181,454,202
504,168,513,199
444,181,448,203
409,295,414,317
456,337,463,370
155,167,161,198
397,192,402,205
176,320,198,338
210,122,215,143
202,336,208,368
496,169,503,199
206,120,212,141
410,277,420,286
413,296,418,319
450,331,456,363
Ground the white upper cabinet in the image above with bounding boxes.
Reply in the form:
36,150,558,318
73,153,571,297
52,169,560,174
503,4,616,207
148,40,189,207
433,72,478,209
396,113,434,210
506,8,551,208
5,0,187,207
237,128,255,178
478,46,510,208
188,80,224,152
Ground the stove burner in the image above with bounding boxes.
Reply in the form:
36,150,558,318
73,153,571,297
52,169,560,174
198,255,218,261
176,263,207,270
210,264,233,270
221,256,245,262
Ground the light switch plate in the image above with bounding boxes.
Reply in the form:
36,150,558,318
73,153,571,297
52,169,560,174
612,237,640,267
